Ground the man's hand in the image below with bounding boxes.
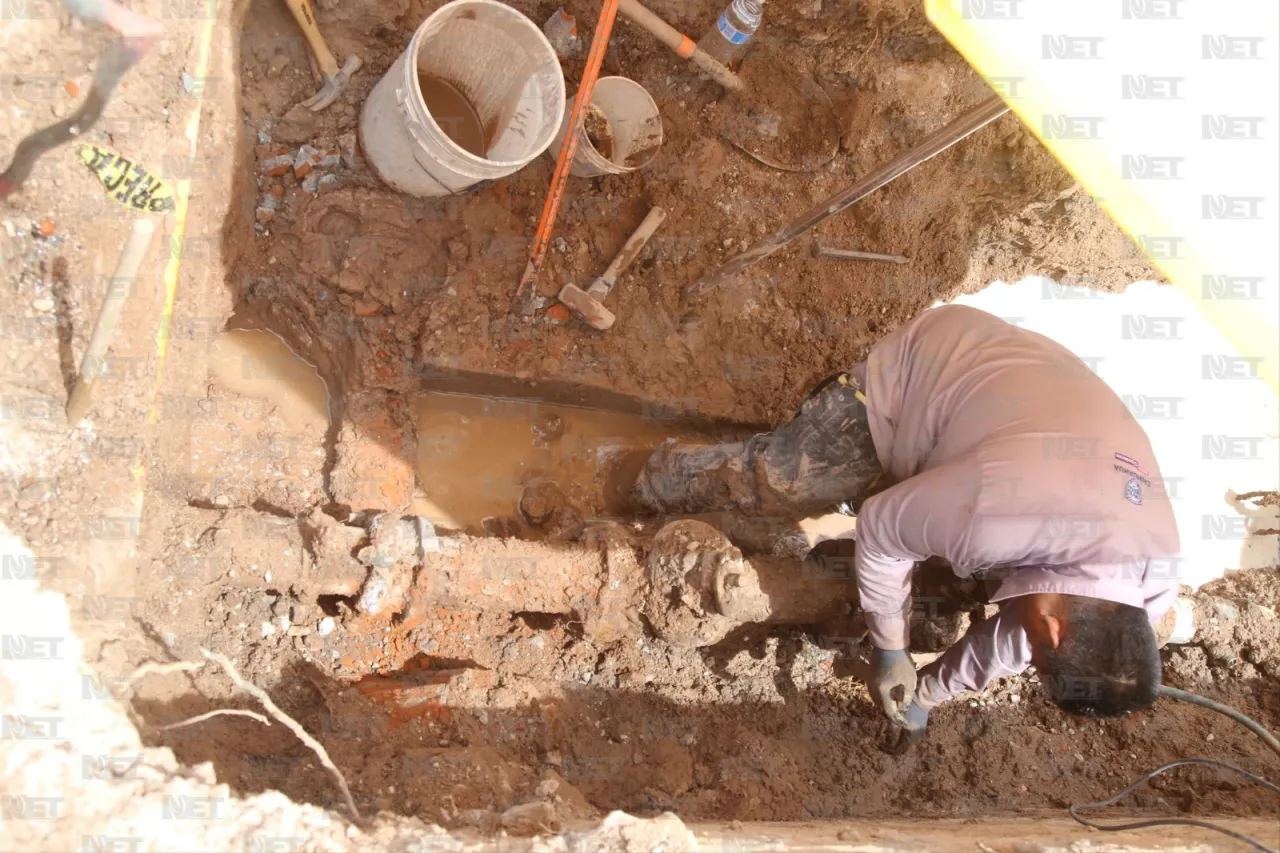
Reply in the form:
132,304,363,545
872,648,918,723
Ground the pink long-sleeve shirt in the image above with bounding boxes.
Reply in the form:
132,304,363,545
853,305,1181,708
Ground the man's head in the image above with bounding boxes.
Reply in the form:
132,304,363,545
1020,593,1161,717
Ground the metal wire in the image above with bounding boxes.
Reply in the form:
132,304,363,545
1069,758,1279,853
0,39,145,200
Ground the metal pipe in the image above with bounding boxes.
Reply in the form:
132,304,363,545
514,0,621,310
684,95,1011,301
0,38,150,200
812,245,909,264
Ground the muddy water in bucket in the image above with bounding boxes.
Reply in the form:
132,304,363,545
548,76,662,177
359,0,565,197
412,393,719,533
417,74,486,157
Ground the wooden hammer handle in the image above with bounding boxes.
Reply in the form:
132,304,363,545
617,0,744,92
66,218,155,423
281,0,339,77
598,205,667,291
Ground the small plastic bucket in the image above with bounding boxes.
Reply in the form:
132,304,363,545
548,77,663,177
360,0,566,197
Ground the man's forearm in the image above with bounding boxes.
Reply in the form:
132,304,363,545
915,605,1032,709
850,463,978,651
863,603,913,650
855,541,915,650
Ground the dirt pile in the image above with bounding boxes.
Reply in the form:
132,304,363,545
1164,571,1280,692
0,543,703,850
124,493,1280,826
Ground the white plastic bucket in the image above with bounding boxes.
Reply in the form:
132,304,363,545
548,77,664,178
359,0,566,197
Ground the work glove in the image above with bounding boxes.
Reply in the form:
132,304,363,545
900,700,929,741
878,697,930,756
872,647,918,724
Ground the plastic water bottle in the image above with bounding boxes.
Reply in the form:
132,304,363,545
697,0,765,71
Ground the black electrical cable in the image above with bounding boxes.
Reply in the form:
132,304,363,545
1069,758,1279,853
1068,686,1280,852
1161,685,1280,758
0,39,145,201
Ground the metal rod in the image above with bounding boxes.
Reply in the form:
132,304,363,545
812,245,909,264
683,95,1011,301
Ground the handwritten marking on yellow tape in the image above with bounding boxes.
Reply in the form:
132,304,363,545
79,144,177,215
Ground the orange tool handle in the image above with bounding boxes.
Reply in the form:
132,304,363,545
515,0,622,308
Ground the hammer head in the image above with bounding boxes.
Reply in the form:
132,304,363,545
303,54,362,112
557,282,616,330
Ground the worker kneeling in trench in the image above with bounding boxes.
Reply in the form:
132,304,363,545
633,305,1180,741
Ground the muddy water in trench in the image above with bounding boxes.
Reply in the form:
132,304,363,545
208,332,715,531
193,330,331,496
413,394,713,532
208,330,331,432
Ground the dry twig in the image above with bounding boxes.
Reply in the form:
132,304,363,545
846,31,881,79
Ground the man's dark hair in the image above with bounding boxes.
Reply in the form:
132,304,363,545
1038,596,1161,717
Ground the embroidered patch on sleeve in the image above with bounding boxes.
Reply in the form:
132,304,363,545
1115,452,1149,477
1124,477,1144,505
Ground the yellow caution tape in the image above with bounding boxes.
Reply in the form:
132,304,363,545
79,144,177,215
926,0,1279,393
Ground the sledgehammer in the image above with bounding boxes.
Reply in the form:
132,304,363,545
558,206,666,330
282,0,361,111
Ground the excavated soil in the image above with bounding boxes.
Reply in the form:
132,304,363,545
229,0,1153,426
4,0,1277,843
128,533,1280,827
